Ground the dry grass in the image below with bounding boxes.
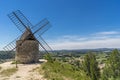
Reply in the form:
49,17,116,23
0,67,18,77
0,66,2,70
29,67,39,72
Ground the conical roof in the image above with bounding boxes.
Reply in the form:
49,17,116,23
20,28,36,40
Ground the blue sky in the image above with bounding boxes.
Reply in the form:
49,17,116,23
1,0,120,50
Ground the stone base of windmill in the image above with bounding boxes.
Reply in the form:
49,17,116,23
15,40,39,64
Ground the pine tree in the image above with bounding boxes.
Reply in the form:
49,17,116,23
82,52,100,80
102,49,120,80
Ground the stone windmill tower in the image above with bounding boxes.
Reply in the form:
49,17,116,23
3,10,52,64
16,29,39,63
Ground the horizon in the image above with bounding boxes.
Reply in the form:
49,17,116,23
1,0,120,50
0,48,119,51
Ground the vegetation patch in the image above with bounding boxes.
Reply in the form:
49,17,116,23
0,66,2,70
29,67,39,72
39,60,90,80
11,60,21,64
101,49,120,80
16,76,21,78
0,67,18,77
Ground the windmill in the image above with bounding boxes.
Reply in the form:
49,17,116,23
3,10,52,63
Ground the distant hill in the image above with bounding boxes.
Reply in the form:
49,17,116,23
53,48,116,53
0,48,117,63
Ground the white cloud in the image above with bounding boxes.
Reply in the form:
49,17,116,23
48,31,120,50
1,31,120,50
57,35,88,42
50,38,120,50
93,31,120,36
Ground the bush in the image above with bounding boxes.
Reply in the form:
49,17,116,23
44,53,53,62
39,60,90,80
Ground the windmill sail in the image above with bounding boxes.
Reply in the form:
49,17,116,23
8,10,33,33
37,36,52,52
4,10,52,55
32,18,51,34
3,19,52,52
3,36,20,51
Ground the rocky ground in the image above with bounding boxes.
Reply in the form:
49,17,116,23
0,59,46,80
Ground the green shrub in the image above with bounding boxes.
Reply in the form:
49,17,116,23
11,60,21,64
44,53,53,62
39,60,90,80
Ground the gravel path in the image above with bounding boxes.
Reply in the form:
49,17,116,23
0,60,46,80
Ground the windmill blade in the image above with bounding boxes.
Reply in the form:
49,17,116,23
8,10,51,36
31,19,52,54
8,10,33,33
37,36,53,52
3,18,51,52
7,10,52,54
32,18,51,35
38,41,49,54
8,10,51,35
3,36,20,52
